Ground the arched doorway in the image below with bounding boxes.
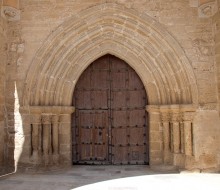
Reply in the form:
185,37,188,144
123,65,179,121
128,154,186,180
72,54,148,165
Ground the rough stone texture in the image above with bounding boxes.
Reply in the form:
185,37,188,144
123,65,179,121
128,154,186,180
0,2,7,168
213,2,220,168
0,0,220,171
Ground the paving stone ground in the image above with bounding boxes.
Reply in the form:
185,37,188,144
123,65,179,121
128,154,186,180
0,166,220,190
0,165,178,190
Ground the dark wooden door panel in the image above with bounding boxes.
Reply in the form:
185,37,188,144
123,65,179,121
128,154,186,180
75,90,92,109
112,110,127,127
73,54,148,165
111,91,127,108
129,90,146,108
129,146,146,164
112,128,127,145
77,110,109,163
128,70,143,89
112,147,128,164
91,90,108,109
111,72,127,90
91,71,109,89
129,110,146,126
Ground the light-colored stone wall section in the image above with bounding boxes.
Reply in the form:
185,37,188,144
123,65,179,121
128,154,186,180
213,10,220,114
0,2,7,167
18,0,217,110
1,0,220,170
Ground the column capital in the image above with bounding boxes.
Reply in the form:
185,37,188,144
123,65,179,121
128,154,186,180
146,105,160,113
171,112,180,122
51,114,59,123
182,111,196,122
20,106,75,114
41,114,51,124
31,114,41,124
180,104,197,112
160,105,171,122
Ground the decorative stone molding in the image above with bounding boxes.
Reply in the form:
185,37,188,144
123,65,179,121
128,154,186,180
1,6,20,21
23,3,198,107
25,106,75,166
160,106,170,123
146,105,160,114
198,1,218,18
31,114,41,124
41,114,51,125
20,106,75,114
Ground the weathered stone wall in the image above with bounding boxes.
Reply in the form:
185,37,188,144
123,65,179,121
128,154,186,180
213,6,220,113
0,0,219,170
213,2,220,169
18,0,217,108
0,2,7,168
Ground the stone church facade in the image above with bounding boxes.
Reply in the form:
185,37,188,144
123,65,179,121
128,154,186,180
0,0,220,172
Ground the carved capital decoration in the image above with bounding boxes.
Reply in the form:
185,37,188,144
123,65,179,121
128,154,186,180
171,112,180,123
31,114,41,124
161,112,170,123
198,1,218,18
146,105,160,114
182,112,196,122
160,105,171,123
1,6,20,21
41,114,51,124
59,114,71,123
51,114,59,124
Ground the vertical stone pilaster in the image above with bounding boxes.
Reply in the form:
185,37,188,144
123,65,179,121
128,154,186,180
171,108,180,154
59,114,72,166
31,114,41,163
51,114,59,164
41,114,51,166
146,105,163,165
160,106,172,164
182,112,195,156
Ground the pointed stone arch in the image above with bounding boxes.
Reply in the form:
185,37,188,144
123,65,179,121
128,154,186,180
20,3,199,168
22,3,198,107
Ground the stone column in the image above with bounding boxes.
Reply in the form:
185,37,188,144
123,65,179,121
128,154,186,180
52,114,59,164
160,106,172,164
41,114,51,166
182,112,195,156
59,114,72,166
171,107,180,154
146,105,163,165
31,114,41,163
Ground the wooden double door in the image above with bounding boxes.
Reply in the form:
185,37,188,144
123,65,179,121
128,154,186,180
72,55,148,165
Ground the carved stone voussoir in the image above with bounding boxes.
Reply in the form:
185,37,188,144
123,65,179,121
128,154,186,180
1,6,20,21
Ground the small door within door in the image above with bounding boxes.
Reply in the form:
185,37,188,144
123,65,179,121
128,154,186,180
72,54,148,165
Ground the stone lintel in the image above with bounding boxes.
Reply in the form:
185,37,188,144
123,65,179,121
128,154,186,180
20,106,75,115
146,105,160,113
148,104,197,113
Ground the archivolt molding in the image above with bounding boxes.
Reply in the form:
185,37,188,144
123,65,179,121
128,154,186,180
23,3,198,107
